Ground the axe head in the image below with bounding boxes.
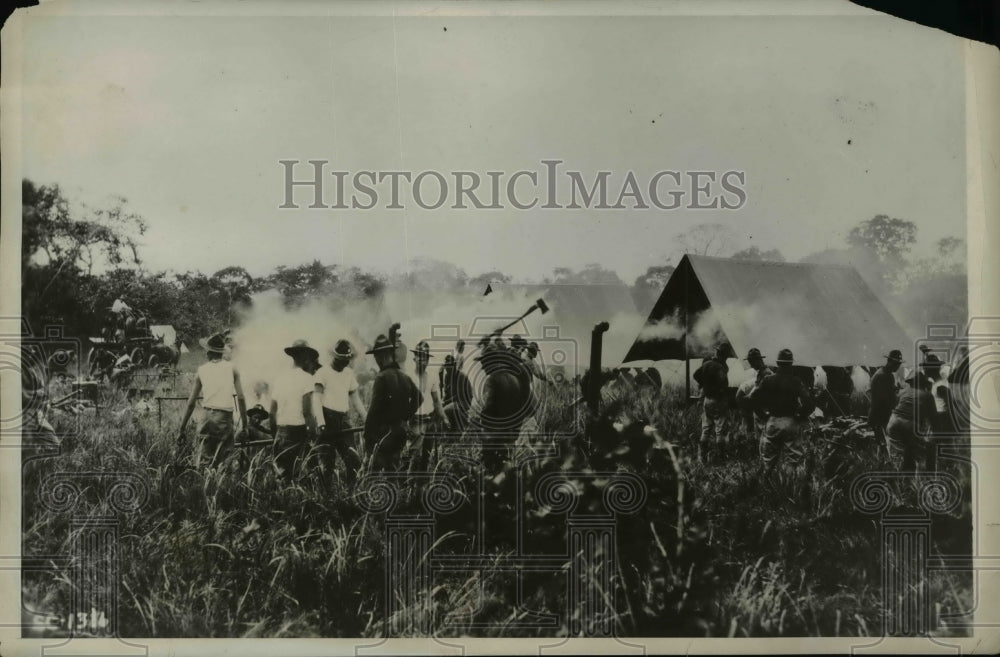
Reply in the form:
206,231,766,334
535,298,550,314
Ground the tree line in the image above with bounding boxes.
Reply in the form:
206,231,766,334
22,179,966,346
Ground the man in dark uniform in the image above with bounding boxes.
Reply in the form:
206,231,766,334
468,343,534,478
869,349,903,456
694,343,732,462
363,334,422,471
750,348,815,471
735,347,773,440
439,353,473,433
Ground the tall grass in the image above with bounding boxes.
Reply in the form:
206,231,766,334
22,379,972,638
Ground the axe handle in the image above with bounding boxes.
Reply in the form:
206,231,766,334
492,305,541,336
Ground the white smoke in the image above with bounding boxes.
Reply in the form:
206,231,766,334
636,311,686,343
228,289,385,398
851,365,872,394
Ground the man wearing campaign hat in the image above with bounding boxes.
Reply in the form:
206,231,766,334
179,332,249,468
885,363,937,471
312,339,367,484
750,348,815,471
920,353,953,470
270,339,321,478
363,332,422,471
735,347,773,441
408,340,449,474
693,342,733,461
869,349,904,454
245,404,272,442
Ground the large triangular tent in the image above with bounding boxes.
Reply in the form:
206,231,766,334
623,254,915,395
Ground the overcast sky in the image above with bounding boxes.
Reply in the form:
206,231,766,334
18,2,966,283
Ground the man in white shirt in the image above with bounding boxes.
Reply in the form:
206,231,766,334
270,339,320,479
312,339,367,484
179,333,248,467
409,340,448,474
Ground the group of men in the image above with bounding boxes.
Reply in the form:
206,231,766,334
869,348,953,471
178,326,552,482
695,342,955,472
696,343,813,469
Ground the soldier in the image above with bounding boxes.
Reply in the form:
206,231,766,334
269,339,320,478
522,340,552,391
735,348,772,440
453,338,468,372
468,343,535,478
749,348,814,471
921,354,952,470
363,334,422,471
246,404,272,442
869,349,904,456
694,343,732,461
439,353,473,432
312,339,367,484
179,333,248,467
885,367,936,472
409,340,449,474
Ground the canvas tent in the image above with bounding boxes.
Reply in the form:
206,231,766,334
623,254,914,370
482,283,646,366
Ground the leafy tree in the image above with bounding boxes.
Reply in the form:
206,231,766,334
672,223,737,259
631,264,675,312
730,246,785,262
847,215,917,261
546,264,624,286
265,260,339,308
392,257,468,291
22,179,147,332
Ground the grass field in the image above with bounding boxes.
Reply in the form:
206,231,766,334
21,369,973,638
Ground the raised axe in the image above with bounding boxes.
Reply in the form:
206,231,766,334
488,298,550,338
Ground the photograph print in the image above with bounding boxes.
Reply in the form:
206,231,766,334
4,0,994,650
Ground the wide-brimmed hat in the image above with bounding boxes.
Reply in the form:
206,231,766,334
332,339,354,359
745,347,765,360
365,334,394,354
247,404,269,421
411,340,433,359
776,348,794,364
199,333,227,353
884,349,904,363
284,339,319,361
